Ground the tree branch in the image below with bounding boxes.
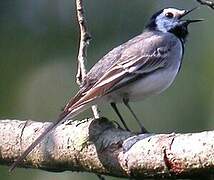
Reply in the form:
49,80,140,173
196,0,214,9
75,0,100,119
0,119,214,179
75,0,91,85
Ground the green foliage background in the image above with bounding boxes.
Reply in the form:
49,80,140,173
0,0,213,179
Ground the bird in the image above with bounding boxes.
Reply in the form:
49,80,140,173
9,7,202,171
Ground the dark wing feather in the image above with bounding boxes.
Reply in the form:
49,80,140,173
80,32,156,91
66,46,169,110
64,31,174,111
63,32,153,111
105,51,168,94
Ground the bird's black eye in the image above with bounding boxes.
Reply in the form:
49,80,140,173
165,12,174,18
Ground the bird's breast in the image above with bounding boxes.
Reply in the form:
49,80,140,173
126,64,180,101
106,35,183,103
109,45,183,102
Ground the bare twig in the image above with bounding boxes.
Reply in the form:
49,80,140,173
75,0,100,118
75,1,101,179
91,105,100,119
1,119,214,179
75,0,91,85
196,0,214,9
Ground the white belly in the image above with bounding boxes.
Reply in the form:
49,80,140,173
127,67,179,101
106,64,180,102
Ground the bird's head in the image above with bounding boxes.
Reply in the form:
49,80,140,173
146,7,203,41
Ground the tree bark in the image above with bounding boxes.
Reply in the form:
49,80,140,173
0,118,214,179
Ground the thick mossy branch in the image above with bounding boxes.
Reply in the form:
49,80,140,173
0,118,214,179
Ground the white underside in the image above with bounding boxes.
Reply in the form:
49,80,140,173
123,65,179,101
105,64,180,102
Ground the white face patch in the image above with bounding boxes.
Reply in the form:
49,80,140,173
163,8,186,18
155,8,186,32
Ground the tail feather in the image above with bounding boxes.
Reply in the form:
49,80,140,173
9,112,67,172
9,102,91,172
9,74,103,172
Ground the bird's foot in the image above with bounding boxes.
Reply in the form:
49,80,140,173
140,126,149,134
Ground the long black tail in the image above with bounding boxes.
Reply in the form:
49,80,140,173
9,111,71,172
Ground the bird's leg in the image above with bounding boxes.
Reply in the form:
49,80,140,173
123,98,148,133
110,102,130,131
96,174,105,180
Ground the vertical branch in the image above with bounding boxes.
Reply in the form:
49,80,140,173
75,0,90,85
75,0,100,118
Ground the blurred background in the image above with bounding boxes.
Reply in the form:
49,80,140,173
0,0,213,179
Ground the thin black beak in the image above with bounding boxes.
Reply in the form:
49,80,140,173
178,7,199,19
185,19,204,24
178,7,204,24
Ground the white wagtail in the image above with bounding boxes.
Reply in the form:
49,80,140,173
10,7,202,171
